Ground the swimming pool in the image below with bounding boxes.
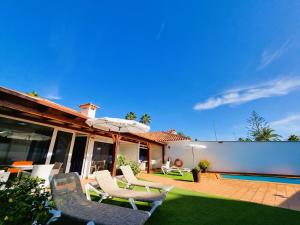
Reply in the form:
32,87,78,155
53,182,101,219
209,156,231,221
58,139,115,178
221,173,300,184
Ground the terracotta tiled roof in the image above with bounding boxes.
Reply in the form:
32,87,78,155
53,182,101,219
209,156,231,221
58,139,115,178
136,131,191,142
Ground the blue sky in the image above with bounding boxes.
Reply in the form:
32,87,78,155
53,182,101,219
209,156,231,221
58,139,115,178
1,1,300,140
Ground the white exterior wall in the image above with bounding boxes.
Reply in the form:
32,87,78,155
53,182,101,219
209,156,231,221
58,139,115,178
151,144,163,169
165,141,300,176
118,142,163,169
165,140,194,168
119,141,139,162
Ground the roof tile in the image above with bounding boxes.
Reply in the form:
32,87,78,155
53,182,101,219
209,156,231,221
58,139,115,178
136,131,191,142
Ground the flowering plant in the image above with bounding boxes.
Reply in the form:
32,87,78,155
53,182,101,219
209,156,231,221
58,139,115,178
0,176,54,225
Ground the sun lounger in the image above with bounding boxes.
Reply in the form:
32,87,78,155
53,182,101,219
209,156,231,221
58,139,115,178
161,161,191,176
0,172,10,190
20,164,55,187
50,172,149,225
88,170,165,215
120,165,173,193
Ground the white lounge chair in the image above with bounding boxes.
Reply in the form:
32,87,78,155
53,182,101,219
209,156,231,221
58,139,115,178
31,164,55,187
86,170,165,215
21,164,55,187
50,172,149,225
120,165,173,193
161,161,191,176
0,172,10,190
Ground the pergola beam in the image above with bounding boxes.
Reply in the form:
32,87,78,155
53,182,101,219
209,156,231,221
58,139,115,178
147,143,152,173
111,134,121,176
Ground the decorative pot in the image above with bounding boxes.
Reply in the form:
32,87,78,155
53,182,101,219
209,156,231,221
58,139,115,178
192,170,201,182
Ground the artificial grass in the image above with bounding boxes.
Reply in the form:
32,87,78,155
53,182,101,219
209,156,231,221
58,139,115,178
54,174,300,225
147,188,300,225
89,185,300,225
152,170,194,182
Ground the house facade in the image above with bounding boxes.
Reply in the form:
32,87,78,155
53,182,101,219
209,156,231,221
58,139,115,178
0,86,171,177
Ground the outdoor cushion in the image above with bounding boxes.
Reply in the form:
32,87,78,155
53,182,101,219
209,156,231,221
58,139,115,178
120,165,173,191
51,173,149,225
94,170,165,202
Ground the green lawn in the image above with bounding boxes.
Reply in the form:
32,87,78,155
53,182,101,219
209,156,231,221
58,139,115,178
54,173,300,225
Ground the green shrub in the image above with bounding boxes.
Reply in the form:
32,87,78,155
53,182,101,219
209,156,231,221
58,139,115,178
116,155,126,168
0,176,54,225
127,160,141,175
192,166,201,173
117,155,141,175
198,160,211,172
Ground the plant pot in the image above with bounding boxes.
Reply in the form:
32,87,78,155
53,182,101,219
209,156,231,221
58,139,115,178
192,170,201,182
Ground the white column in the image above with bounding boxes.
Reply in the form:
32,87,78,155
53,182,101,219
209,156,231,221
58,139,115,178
137,142,140,162
80,135,91,178
45,128,58,164
82,137,94,178
65,133,76,173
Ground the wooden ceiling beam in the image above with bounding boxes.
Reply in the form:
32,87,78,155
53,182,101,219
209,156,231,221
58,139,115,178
0,99,88,128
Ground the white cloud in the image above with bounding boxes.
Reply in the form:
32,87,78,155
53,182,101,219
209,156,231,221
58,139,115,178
193,77,300,111
258,40,290,70
270,113,300,137
155,20,166,40
271,114,300,127
45,94,61,100
43,85,62,100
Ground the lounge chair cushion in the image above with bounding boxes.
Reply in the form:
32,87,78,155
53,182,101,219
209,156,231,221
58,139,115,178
94,170,165,202
51,173,149,225
120,165,173,191
129,180,173,191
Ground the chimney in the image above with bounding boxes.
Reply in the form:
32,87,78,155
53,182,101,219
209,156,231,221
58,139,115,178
79,103,99,118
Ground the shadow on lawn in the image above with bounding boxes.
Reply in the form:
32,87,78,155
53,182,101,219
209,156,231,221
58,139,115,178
53,190,300,225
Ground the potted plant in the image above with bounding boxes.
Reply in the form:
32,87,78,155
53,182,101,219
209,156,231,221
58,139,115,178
192,166,201,182
198,160,211,173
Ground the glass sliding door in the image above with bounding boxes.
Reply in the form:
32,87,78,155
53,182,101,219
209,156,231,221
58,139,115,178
70,135,87,174
90,141,113,174
0,116,53,165
50,130,73,172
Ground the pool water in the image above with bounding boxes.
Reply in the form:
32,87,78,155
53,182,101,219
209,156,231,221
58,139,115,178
221,174,300,184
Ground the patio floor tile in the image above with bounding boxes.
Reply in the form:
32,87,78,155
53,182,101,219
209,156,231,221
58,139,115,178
138,172,300,211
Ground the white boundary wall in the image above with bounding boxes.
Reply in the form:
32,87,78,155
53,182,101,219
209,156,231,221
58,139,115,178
165,141,300,176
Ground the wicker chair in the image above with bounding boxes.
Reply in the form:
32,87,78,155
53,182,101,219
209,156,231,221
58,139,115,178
49,172,149,225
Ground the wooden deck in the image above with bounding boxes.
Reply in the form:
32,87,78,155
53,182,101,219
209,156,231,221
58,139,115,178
138,172,300,211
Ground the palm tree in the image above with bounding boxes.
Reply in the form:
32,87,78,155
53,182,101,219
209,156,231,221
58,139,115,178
139,114,151,125
288,134,300,141
177,131,185,137
238,137,252,142
255,127,281,141
27,91,39,97
125,112,137,120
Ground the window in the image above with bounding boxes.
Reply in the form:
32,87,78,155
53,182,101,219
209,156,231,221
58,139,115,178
50,131,73,172
0,116,53,164
139,148,148,162
90,141,113,173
